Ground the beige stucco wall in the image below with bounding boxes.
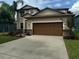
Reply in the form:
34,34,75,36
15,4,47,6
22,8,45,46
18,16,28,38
63,18,69,30
17,16,70,31
17,17,26,29
26,17,63,30
17,17,23,29
26,20,32,29
16,10,27,29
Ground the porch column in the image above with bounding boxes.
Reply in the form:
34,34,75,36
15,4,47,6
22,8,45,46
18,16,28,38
26,20,32,35
63,18,69,30
23,18,26,33
17,21,20,29
16,11,21,31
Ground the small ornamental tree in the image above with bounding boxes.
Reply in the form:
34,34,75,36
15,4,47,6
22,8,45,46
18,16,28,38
67,16,74,36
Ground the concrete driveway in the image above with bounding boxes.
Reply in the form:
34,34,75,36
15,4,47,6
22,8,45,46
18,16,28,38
0,35,69,59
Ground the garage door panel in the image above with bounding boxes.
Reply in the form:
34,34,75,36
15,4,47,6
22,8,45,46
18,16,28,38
33,23,63,36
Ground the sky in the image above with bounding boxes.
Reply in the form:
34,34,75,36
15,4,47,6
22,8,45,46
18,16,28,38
0,0,79,15
70,0,79,15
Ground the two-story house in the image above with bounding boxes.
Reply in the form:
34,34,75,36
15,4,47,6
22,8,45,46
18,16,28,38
16,5,74,36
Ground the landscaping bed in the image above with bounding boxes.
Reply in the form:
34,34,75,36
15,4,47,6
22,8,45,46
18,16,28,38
64,31,79,39
74,31,79,39
64,39,79,59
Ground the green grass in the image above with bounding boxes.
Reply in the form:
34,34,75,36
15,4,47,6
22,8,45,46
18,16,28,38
64,39,79,59
0,33,19,44
73,31,79,36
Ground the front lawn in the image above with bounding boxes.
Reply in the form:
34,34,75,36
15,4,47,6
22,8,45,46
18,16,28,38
64,39,79,59
0,33,20,44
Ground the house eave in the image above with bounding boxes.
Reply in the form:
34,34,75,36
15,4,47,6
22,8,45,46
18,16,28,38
24,14,75,19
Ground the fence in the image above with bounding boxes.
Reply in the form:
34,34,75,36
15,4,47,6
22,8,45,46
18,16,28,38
0,22,16,32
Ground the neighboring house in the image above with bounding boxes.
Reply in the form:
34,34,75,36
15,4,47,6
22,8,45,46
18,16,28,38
74,15,79,31
16,5,74,36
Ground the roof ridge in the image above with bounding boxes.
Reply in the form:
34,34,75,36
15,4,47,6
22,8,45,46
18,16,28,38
33,7,67,16
18,4,38,10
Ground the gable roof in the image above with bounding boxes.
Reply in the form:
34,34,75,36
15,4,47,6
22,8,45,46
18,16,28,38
17,5,39,11
32,7,72,17
74,15,79,19
47,8,69,10
33,7,66,16
24,8,75,19
18,5,74,18
22,7,75,19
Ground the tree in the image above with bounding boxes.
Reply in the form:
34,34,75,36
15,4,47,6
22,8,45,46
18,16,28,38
0,2,14,22
11,0,24,20
0,2,15,32
67,16,74,37
10,0,24,36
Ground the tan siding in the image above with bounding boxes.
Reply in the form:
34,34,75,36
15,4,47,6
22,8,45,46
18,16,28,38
26,17,63,30
35,9,62,17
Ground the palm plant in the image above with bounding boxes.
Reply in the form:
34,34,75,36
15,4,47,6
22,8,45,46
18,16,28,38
11,0,24,36
11,0,24,19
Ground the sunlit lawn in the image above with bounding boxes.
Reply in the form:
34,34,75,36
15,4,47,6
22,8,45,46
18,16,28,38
64,39,79,59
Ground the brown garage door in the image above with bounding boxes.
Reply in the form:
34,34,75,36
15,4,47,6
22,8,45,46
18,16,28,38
33,22,63,36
